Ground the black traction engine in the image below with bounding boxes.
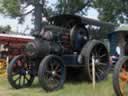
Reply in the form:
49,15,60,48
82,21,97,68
7,14,114,91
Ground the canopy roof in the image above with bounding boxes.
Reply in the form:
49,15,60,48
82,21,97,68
108,24,128,36
115,24,128,32
0,33,34,43
48,14,115,28
0,33,34,48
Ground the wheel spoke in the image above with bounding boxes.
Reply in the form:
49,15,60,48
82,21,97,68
96,65,105,72
95,72,101,80
99,54,107,58
95,52,98,57
96,68,104,76
24,75,29,82
18,75,21,86
12,71,19,76
23,75,26,85
97,62,107,66
93,47,98,57
55,64,60,70
14,75,20,82
56,68,61,73
98,47,103,55
52,77,60,86
55,73,61,79
47,77,54,83
46,70,52,74
50,63,54,70
48,76,60,87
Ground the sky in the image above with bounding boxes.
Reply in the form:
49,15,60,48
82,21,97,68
0,1,99,34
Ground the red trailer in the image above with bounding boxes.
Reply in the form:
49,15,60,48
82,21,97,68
0,33,34,77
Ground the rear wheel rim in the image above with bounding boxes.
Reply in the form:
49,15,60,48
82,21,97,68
88,44,109,81
119,62,128,96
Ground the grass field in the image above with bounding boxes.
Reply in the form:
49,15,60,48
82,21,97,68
0,74,115,96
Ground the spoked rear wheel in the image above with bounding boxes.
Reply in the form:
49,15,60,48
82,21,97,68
81,40,110,81
38,55,65,91
8,55,35,89
113,57,128,96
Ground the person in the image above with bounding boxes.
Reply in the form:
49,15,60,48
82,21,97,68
111,46,120,65
116,46,121,56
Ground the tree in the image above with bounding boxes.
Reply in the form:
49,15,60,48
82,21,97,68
0,25,11,33
0,0,44,34
55,0,92,15
0,0,92,34
0,0,21,17
93,0,128,24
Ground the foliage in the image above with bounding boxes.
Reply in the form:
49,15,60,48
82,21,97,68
0,0,92,17
0,25,11,33
55,0,91,15
0,0,92,33
0,0,21,17
0,0,126,29
93,0,128,24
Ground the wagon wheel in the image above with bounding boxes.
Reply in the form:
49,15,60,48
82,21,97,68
38,55,65,91
8,55,35,89
81,40,109,81
113,57,128,96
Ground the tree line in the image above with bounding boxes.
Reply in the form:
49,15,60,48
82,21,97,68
0,0,127,33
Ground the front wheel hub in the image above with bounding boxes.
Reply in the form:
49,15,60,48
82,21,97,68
95,59,100,64
52,71,56,76
20,69,26,75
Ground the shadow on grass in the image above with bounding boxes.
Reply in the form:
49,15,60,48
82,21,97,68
30,67,90,89
65,67,89,83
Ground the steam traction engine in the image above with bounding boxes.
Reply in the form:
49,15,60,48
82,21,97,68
8,15,114,91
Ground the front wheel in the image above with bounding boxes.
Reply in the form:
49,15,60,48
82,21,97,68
113,56,128,96
8,55,35,89
38,55,65,91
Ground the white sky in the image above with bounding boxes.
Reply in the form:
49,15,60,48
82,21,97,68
0,1,99,34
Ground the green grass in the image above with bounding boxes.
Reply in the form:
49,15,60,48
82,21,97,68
0,75,115,96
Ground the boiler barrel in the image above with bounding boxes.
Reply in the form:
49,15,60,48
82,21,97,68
25,39,50,58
